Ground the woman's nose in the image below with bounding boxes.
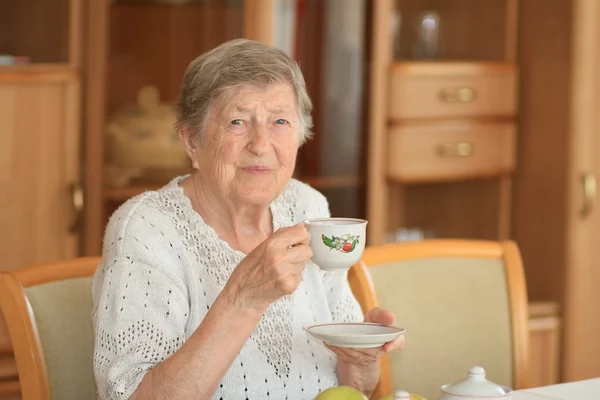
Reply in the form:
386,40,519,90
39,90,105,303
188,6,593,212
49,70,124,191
247,125,271,155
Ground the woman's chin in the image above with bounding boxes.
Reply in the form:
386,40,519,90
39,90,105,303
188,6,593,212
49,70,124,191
235,186,279,206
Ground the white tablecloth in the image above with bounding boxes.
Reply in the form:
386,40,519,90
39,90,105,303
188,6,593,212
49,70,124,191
513,378,600,399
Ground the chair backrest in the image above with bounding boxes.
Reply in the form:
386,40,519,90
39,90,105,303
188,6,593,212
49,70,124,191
348,240,530,400
0,257,100,400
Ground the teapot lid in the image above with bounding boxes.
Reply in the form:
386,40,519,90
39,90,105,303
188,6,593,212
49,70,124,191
441,366,512,397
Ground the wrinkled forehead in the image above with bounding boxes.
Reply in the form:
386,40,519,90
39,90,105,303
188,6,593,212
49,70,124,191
211,82,299,119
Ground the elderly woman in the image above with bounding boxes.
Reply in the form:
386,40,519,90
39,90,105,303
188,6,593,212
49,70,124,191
92,38,404,400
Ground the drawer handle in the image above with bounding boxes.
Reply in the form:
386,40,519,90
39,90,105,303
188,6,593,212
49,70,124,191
69,182,84,234
437,142,474,157
439,87,477,103
580,172,596,218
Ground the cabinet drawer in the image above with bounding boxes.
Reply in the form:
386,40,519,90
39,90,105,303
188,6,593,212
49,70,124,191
388,63,517,120
387,121,516,182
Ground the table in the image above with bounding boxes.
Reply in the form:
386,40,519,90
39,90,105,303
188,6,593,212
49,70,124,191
513,378,600,399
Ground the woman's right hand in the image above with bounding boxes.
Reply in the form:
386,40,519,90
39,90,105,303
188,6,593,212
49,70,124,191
225,223,312,313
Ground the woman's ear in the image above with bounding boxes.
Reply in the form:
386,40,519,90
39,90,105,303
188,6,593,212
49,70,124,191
178,124,200,170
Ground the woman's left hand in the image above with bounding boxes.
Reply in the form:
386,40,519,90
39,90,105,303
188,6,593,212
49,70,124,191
325,307,405,367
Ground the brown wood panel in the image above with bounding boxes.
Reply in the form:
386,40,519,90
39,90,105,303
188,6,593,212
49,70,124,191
243,0,274,45
529,301,561,388
529,319,561,387
0,319,10,355
516,0,600,382
513,0,572,304
504,0,519,61
83,0,109,256
0,80,78,271
402,179,502,240
0,66,77,83
563,0,600,381
295,0,326,177
0,380,20,399
366,0,394,244
0,357,17,381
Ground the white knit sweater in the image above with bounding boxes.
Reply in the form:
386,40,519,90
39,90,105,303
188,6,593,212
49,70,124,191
91,176,364,400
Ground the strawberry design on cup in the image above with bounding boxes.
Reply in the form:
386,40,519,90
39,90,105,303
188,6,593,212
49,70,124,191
322,233,360,253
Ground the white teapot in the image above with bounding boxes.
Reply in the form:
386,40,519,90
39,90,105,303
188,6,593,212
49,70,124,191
104,85,191,187
439,366,512,400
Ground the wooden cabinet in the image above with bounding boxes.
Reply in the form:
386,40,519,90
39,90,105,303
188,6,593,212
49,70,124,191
514,0,600,382
369,0,600,384
0,1,81,267
0,74,81,270
367,0,518,245
0,1,83,397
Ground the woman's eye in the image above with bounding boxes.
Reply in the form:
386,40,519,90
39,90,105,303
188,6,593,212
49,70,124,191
275,119,288,125
230,119,244,126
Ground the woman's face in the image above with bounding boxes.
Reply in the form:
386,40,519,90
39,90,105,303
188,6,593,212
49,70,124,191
185,82,302,206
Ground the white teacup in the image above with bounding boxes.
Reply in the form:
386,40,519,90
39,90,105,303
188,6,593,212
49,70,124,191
303,218,368,272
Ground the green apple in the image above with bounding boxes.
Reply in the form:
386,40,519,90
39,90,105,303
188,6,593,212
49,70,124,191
314,386,369,400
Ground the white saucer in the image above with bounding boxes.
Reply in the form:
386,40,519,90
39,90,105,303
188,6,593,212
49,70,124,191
305,322,405,348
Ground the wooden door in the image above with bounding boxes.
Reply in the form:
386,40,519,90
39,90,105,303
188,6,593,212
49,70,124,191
563,0,600,382
0,73,81,271
0,2,82,395
0,69,81,398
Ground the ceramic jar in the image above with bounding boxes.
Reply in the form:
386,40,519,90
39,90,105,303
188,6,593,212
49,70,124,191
439,366,512,400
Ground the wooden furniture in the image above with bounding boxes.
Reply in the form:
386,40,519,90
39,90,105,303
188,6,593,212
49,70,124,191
0,1,83,397
528,302,561,388
513,0,600,382
0,257,100,400
366,0,518,245
0,66,82,270
0,0,82,270
367,0,600,383
348,239,531,400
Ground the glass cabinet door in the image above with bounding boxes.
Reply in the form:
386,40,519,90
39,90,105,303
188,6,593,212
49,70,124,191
104,0,246,193
108,0,245,115
392,0,514,61
0,0,72,64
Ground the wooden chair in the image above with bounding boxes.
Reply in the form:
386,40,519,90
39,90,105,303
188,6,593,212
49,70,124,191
0,257,101,400
348,240,531,400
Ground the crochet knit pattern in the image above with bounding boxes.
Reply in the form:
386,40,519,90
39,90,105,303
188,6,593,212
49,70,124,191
91,176,364,399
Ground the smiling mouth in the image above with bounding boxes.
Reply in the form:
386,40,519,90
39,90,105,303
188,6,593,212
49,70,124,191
242,166,273,173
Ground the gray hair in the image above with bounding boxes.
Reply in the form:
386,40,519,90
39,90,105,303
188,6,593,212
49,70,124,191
175,38,313,144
